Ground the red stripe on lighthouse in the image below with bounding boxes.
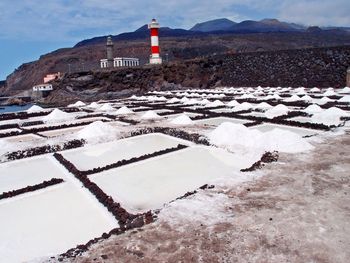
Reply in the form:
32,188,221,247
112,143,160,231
150,28,159,36
151,46,160,54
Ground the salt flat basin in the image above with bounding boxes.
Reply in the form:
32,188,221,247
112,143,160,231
89,146,250,213
0,183,117,263
3,134,43,143
195,117,251,127
0,156,65,193
62,133,193,171
250,123,320,137
39,126,85,137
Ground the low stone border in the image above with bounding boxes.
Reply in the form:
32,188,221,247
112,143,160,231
5,139,86,161
240,151,279,172
130,127,210,145
0,178,64,200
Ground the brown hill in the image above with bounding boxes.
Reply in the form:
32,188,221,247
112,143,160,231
2,31,350,97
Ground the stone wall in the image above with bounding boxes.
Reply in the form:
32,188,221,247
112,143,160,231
44,45,350,105
219,45,350,88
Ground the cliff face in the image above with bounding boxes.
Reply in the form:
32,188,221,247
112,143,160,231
42,45,350,106
3,31,350,96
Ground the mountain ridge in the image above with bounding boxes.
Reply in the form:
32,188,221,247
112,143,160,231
75,18,349,48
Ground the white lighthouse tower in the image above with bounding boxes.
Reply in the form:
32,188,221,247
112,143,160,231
148,18,162,65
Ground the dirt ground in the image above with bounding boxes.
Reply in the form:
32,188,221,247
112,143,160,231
54,130,350,263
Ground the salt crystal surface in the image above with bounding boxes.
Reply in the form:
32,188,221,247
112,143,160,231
115,106,133,115
26,105,44,113
303,104,323,114
169,114,193,125
77,121,117,143
42,109,73,123
208,122,313,154
99,103,115,111
141,110,161,120
264,104,289,118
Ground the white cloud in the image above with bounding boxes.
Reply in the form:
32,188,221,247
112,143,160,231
0,0,348,41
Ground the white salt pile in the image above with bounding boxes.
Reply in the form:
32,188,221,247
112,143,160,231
167,98,180,104
141,110,161,120
232,102,252,112
169,114,194,125
77,121,117,143
227,100,239,107
312,107,349,126
255,102,272,110
115,106,133,115
42,109,73,123
339,87,350,94
316,97,332,105
310,87,321,93
206,100,225,107
323,90,337,96
264,104,289,118
300,95,313,102
99,103,115,111
284,95,301,102
180,97,190,103
338,95,350,103
87,102,100,109
27,105,44,113
303,104,323,114
208,122,313,154
73,101,86,107
198,99,211,105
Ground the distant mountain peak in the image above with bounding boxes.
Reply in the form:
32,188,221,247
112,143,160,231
190,18,236,32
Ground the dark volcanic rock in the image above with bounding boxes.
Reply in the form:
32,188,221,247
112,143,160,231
43,45,350,105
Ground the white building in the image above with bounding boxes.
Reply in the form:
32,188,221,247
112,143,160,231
33,84,53,91
100,57,140,68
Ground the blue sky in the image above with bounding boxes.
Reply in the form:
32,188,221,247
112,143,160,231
0,0,349,80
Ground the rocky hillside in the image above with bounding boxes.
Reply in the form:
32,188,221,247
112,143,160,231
3,31,350,97
43,45,350,106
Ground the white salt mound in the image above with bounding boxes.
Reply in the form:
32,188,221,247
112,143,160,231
285,95,300,102
311,107,349,126
310,87,321,93
99,103,114,111
77,121,116,142
116,106,133,115
27,105,44,113
141,110,161,120
233,102,252,112
43,109,73,123
198,99,211,105
339,87,350,94
167,98,180,103
170,114,193,125
323,90,337,96
74,101,86,107
87,102,100,109
264,104,289,118
208,122,313,154
206,100,225,107
227,100,239,107
303,104,323,114
338,95,350,103
255,102,272,109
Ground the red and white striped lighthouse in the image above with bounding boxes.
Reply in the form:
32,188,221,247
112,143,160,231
148,18,162,64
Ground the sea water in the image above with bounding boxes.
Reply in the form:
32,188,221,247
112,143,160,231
0,104,32,114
